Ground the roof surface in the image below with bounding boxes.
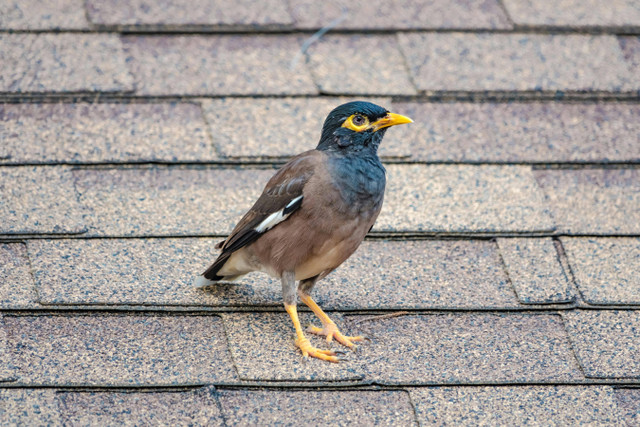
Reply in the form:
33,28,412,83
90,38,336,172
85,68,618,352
1,0,640,425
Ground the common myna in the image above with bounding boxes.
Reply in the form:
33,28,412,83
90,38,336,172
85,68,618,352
195,101,412,362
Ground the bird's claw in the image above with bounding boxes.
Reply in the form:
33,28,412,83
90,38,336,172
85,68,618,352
307,323,364,349
295,336,339,363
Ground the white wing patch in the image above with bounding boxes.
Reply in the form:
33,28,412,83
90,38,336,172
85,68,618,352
254,195,303,233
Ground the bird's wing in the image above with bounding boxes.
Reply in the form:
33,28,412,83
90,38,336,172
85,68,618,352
216,150,321,254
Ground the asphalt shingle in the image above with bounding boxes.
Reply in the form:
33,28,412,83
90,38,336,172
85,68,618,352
562,310,640,378
202,97,409,159
86,0,293,30
497,238,572,304
0,243,38,309
289,0,511,30
534,168,640,235
410,386,624,425
0,317,12,381
0,34,134,94
219,390,416,425
0,103,213,164
615,388,640,426
73,167,271,236
377,165,555,234
0,167,85,235
620,37,640,72
305,36,416,95
0,0,88,30
390,102,640,162
502,0,640,28
2,314,236,385
353,314,582,384
222,312,364,381
122,36,316,96
561,237,640,305
59,387,224,426
399,34,638,92
0,389,60,425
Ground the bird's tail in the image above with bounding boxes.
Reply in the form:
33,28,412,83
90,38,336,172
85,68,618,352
192,251,245,288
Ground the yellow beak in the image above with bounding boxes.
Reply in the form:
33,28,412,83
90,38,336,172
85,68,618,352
370,112,413,132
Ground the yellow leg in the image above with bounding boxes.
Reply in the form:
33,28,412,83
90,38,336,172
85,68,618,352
284,304,339,363
299,294,364,349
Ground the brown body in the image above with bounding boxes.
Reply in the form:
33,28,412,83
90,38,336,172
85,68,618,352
217,150,381,282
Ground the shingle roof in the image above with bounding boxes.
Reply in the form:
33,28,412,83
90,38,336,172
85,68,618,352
1,1,639,424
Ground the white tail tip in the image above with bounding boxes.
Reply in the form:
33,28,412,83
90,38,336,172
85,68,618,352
193,275,216,288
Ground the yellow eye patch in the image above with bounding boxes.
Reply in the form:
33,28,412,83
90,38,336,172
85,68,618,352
341,114,370,132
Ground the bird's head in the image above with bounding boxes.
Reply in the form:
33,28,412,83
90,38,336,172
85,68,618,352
316,101,413,154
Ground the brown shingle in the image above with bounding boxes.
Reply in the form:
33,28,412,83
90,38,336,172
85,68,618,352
410,386,624,425
352,314,583,384
222,312,364,381
0,34,134,93
219,390,416,425
0,103,214,164
3,314,237,385
86,0,293,29
0,389,60,425
534,169,640,235
0,243,38,308
0,167,86,235
73,167,272,236
497,238,572,304
202,97,408,159
390,102,640,162
377,165,555,233
289,0,511,30
399,34,638,92
0,0,88,30
561,237,640,305
122,35,316,96
59,387,224,426
502,0,640,28
562,310,640,378
305,36,416,95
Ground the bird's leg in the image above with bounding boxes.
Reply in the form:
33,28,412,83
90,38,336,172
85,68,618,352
281,271,339,363
298,278,364,349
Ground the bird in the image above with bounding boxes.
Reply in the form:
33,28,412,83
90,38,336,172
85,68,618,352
194,101,412,362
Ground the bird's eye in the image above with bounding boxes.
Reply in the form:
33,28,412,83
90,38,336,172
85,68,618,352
352,115,366,126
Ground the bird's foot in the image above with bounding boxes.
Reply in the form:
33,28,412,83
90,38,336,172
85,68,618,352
308,323,364,349
295,336,340,363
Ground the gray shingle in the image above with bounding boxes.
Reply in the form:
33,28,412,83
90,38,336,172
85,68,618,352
390,102,640,162
289,0,511,30
305,36,416,95
615,388,640,426
497,238,572,304
73,167,272,236
87,0,293,29
223,312,364,381
562,310,640,378
353,314,582,384
410,386,624,425
0,34,134,93
399,34,638,92
202,97,408,159
219,390,416,425
0,167,85,235
2,314,237,385
59,387,223,426
561,237,640,305
620,37,640,73
0,103,214,164
0,317,13,381
0,0,88,30
0,389,60,425
503,0,640,28
0,243,38,308
377,165,555,233
122,35,316,96
30,239,520,310
534,169,640,235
